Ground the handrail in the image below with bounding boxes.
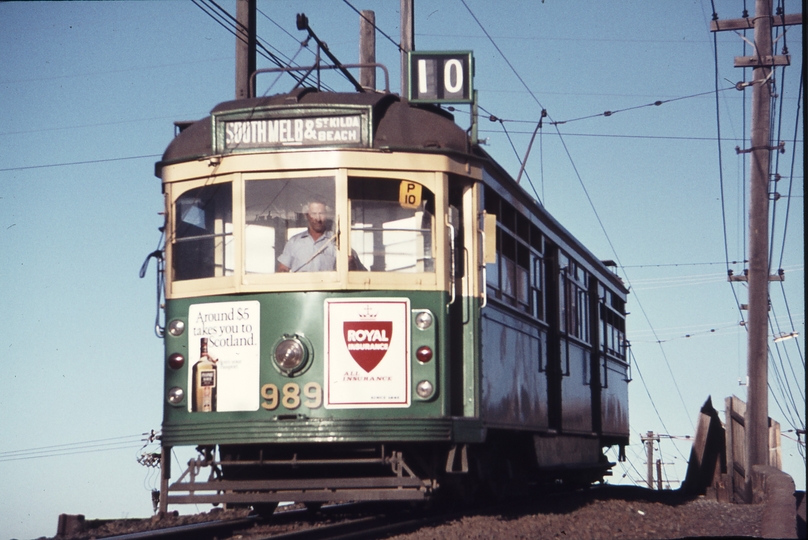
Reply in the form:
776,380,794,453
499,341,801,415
249,63,390,97
479,225,487,308
447,217,456,307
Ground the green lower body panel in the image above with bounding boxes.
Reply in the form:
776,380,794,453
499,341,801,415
162,417,455,446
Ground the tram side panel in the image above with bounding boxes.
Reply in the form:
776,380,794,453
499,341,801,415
479,307,549,430
561,341,593,434
601,357,630,437
477,175,628,469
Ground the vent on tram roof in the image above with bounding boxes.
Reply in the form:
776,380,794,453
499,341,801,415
173,121,196,136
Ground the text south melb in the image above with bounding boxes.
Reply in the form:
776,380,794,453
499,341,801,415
225,115,361,147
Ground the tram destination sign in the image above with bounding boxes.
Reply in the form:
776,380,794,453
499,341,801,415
213,109,370,153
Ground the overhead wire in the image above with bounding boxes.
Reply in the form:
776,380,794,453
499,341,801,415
480,103,543,205
341,0,403,52
764,0,805,445
709,4,748,330
630,348,689,462
461,0,696,433
254,7,339,93
192,0,317,90
0,434,150,463
195,0,288,68
769,28,805,416
0,154,160,172
551,88,736,125
622,260,748,268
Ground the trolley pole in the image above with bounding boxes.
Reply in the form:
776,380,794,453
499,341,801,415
235,0,256,99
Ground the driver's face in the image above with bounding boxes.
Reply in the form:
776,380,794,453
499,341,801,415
306,202,328,234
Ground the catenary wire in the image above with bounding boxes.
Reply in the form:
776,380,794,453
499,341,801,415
462,0,695,434
710,6,747,329
341,0,403,52
0,434,149,462
192,0,313,89
0,154,160,172
630,348,689,462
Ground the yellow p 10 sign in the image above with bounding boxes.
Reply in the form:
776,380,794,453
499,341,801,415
399,181,422,209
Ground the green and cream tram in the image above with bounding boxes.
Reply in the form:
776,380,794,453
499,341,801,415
155,87,629,512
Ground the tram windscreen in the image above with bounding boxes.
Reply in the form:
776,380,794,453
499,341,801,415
244,177,337,273
173,183,233,281
349,177,435,273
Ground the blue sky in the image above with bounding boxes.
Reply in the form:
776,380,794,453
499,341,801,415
0,1,803,538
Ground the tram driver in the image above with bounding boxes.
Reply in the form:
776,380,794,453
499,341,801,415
277,200,365,272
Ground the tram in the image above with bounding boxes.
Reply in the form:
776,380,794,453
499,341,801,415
153,64,629,513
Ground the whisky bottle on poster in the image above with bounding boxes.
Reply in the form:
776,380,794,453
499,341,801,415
192,337,217,412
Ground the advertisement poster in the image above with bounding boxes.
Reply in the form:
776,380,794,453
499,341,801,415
324,298,410,408
188,300,260,412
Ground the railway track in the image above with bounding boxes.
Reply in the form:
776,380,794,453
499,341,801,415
91,501,465,540
59,484,772,539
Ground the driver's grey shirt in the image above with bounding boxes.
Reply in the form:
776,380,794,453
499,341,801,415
277,229,336,272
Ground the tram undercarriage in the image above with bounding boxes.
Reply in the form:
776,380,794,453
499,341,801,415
159,433,615,514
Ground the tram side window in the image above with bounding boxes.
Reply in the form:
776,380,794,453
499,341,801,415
173,183,233,281
244,176,336,273
558,254,569,333
348,177,435,273
532,255,544,320
483,187,544,320
563,260,589,343
600,289,626,359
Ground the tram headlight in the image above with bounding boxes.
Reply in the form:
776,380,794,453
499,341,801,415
167,319,185,337
167,387,185,405
415,311,433,330
416,380,434,399
274,336,308,375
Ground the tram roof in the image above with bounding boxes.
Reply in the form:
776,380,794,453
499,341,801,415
156,88,473,173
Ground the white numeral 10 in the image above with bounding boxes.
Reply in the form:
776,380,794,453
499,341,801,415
418,58,464,95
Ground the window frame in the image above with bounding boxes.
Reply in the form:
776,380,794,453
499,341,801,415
166,168,447,299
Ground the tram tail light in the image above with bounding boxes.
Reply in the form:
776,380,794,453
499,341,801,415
416,346,433,363
168,353,185,370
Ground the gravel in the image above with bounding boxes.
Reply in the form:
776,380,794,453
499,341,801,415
47,486,766,540
387,486,764,540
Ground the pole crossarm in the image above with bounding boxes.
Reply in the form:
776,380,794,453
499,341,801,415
710,12,802,32
735,55,791,68
735,141,787,154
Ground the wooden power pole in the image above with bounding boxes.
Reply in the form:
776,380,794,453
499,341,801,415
743,0,774,503
236,0,257,99
710,1,800,502
642,431,660,489
359,10,376,90
400,0,414,96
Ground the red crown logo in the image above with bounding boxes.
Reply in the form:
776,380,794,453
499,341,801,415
357,305,377,319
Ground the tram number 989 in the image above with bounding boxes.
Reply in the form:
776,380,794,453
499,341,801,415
261,382,322,410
